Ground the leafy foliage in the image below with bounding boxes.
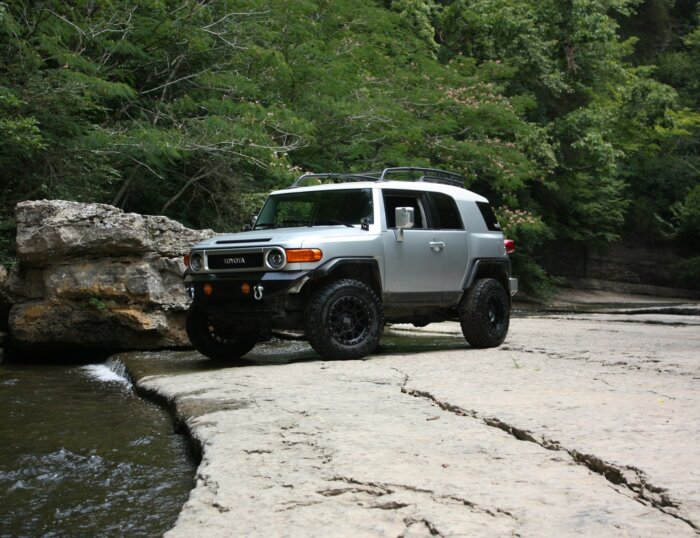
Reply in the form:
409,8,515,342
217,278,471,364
0,0,697,292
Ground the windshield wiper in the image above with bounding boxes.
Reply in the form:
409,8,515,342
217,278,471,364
325,220,355,228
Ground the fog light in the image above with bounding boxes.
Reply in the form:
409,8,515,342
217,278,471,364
203,283,213,296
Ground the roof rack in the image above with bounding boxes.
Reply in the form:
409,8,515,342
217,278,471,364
290,172,379,188
290,167,465,189
378,167,464,188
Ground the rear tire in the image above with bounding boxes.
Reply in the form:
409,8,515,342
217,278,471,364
459,278,510,348
186,305,257,360
305,279,384,360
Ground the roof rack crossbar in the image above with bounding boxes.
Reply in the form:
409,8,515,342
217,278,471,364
378,167,464,188
291,172,379,188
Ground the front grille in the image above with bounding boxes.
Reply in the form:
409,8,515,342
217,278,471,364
208,252,264,270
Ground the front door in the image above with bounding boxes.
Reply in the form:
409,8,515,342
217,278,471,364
381,189,445,302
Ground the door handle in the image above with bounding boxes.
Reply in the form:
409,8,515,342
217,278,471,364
429,241,445,251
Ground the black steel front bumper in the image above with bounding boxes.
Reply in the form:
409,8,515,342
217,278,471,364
185,270,307,307
183,270,309,332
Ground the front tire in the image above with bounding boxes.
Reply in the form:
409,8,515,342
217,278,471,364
305,279,384,360
186,305,257,360
459,278,510,348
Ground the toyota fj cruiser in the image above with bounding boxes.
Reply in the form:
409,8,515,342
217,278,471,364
183,167,517,360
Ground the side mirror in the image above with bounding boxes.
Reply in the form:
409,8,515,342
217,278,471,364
394,207,414,242
243,213,258,231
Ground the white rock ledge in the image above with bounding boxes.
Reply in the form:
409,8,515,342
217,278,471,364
120,313,700,537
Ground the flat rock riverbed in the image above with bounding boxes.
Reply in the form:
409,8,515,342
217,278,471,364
119,308,700,537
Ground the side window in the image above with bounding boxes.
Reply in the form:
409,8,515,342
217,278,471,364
430,192,463,230
383,190,428,228
476,201,502,231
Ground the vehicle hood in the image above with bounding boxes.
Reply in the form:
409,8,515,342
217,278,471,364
190,226,371,250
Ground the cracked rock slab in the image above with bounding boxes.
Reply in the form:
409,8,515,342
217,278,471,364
120,313,699,537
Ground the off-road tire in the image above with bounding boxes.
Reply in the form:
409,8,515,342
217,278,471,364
459,278,510,348
305,278,384,360
186,305,257,360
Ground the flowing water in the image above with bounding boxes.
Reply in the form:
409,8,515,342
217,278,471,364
0,358,195,538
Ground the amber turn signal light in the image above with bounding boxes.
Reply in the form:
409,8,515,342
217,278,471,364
241,283,251,295
203,283,214,296
184,254,190,268
285,248,323,263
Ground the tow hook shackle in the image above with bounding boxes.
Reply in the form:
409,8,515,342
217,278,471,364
253,285,264,301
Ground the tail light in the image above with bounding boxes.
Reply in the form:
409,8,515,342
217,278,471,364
504,239,515,254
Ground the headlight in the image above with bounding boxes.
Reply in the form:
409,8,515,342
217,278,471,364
190,253,203,271
266,248,286,269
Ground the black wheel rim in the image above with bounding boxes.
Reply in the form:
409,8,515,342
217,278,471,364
486,297,506,335
328,295,371,346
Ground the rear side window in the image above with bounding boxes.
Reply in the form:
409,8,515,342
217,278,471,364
429,193,463,230
476,202,502,231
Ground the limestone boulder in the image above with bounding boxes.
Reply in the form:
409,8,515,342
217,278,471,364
7,200,216,354
15,200,210,264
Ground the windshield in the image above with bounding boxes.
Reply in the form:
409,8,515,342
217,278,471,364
254,188,373,229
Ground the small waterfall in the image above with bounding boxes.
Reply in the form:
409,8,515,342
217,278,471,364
81,358,130,385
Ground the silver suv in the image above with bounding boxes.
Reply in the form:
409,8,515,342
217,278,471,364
184,167,517,360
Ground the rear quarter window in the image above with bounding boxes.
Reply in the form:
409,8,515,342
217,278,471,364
476,202,502,232
429,192,463,230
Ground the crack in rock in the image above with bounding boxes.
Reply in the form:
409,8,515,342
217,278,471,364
276,500,323,512
441,494,516,519
211,502,230,513
372,501,411,510
329,476,514,521
317,485,390,498
559,316,694,327
400,517,443,537
399,379,698,531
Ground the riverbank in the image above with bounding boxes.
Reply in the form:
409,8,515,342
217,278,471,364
116,296,700,537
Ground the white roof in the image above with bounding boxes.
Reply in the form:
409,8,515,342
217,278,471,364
271,180,489,203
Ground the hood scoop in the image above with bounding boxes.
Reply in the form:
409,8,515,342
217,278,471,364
216,238,271,245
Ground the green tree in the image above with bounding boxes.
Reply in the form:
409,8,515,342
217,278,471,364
2,0,695,293
0,0,543,259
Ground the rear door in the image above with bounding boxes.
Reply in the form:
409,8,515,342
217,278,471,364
427,192,469,299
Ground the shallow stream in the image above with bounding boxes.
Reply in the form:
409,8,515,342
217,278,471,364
0,359,195,537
